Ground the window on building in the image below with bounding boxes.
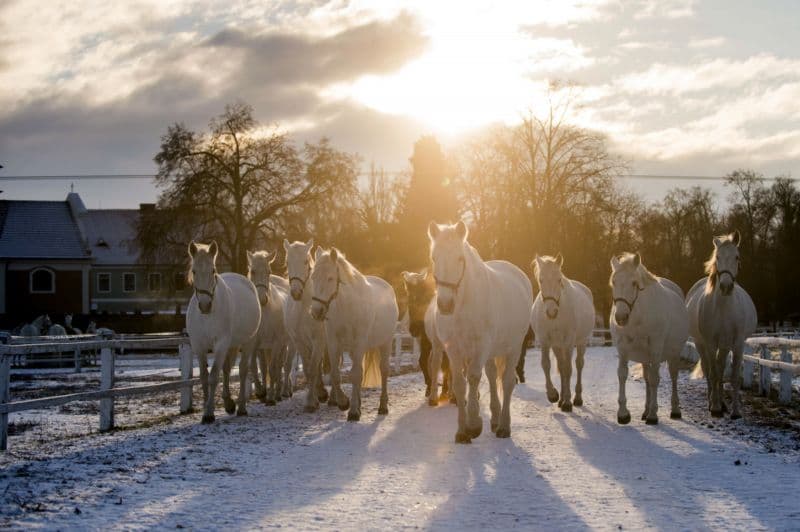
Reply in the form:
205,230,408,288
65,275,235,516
148,272,162,292
30,268,55,293
97,273,111,293
174,272,186,291
123,273,136,293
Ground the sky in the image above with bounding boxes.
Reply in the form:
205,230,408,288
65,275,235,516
0,0,798,208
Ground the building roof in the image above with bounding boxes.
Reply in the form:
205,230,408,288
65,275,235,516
0,200,91,259
80,209,140,265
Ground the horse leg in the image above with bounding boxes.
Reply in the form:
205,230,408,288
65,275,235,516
251,347,266,400
428,343,443,406
710,348,726,417
315,352,329,404
730,343,744,420
203,352,223,423
516,340,527,383
442,352,454,403
237,346,250,416
222,348,236,414
303,345,320,413
641,366,650,421
496,352,517,438
645,363,660,424
451,361,470,443
328,346,349,411
668,357,681,419
378,342,391,415
541,344,559,403
282,347,294,398
270,345,284,403
347,349,364,422
557,346,573,412
419,334,432,398
485,358,501,433
574,344,585,407
617,355,631,424
199,352,209,406
465,358,483,439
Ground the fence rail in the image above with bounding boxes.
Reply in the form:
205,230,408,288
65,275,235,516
743,337,800,405
0,334,192,452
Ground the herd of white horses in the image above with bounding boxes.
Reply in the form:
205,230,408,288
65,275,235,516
186,221,757,443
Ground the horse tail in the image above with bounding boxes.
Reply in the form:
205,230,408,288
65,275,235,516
361,349,382,388
690,359,704,379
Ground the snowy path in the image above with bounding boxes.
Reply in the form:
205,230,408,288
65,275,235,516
2,347,799,530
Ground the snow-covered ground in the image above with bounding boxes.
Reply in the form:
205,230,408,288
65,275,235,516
2,347,800,530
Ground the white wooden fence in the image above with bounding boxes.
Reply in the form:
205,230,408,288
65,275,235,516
0,334,194,452
743,337,800,405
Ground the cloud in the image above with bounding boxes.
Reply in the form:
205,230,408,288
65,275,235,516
688,37,726,49
633,0,695,20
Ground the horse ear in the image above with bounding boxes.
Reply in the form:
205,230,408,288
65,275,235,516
401,271,412,283
420,268,428,280
556,253,564,267
283,239,290,253
267,250,277,264
188,241,198,257
732,230,741,246
455,220,468,241
713,236,722,248
428,221,440,241
208,241,218,258
314,246,323,261
306,237,314,250
246,250,254,263
610,256,621,271
331,247,339,262
633,252,641,267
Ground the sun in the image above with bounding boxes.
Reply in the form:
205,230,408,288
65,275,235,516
326,3,562,135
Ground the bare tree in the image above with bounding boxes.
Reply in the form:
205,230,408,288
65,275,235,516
138,102,358,273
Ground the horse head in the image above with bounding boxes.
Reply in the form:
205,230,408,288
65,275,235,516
284,238,314,301
610,252,650,326
247,249,277,306
188,240,218,314
402,269,433,325
310,246,351,321
707,231,741,296
533,253,564,320
428,221,468,315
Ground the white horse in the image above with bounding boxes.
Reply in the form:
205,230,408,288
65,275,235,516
610,253,688,425
64,314,82,335
686,231,757,419
428,221,533,442
186,241,261,423
310,247,398,421
21,315,48,336
244,250,293,408
283,239,334,412
531,254,594,412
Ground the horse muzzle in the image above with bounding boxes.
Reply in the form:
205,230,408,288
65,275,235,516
546,308,559,320
310,303,326,321
615,312,629,327
199,301,212,314
720,282,734,296
291,288,303,301
437,297,455,315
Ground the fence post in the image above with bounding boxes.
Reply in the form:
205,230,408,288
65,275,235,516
742,345,753,390
1,354,10,451
758,345,771,397
74,347,82,374
179,342,193,414
99,346,115,432
779,346,792,405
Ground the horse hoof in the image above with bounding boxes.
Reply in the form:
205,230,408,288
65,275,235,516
518,375,526,384
318,389,329,403
617,413,631,425
223,399,236,414
236,408,247,417
645,417,658,425
255,390,266,400
466,424,482,439
327,397,338,407
425,385,431,397
547,390,559,403
338,399,350,411
449,395,457,405
641,412,647,421
490,422,498,433
265,399,277,406
495,427,510,438
428,398,438,407
304,404,319,413
201,414,215,424
670,411,682,420
730,412,742,420
455,432,472,444
275,395,283,403
378,405,388,415
573,397,583,407
347,411,360,422
560,402,573,413
710,409,724,418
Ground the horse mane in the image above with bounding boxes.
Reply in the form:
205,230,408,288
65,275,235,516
533,255,563,281
704,233,737,294
332,249,362,284
618,252,658,286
